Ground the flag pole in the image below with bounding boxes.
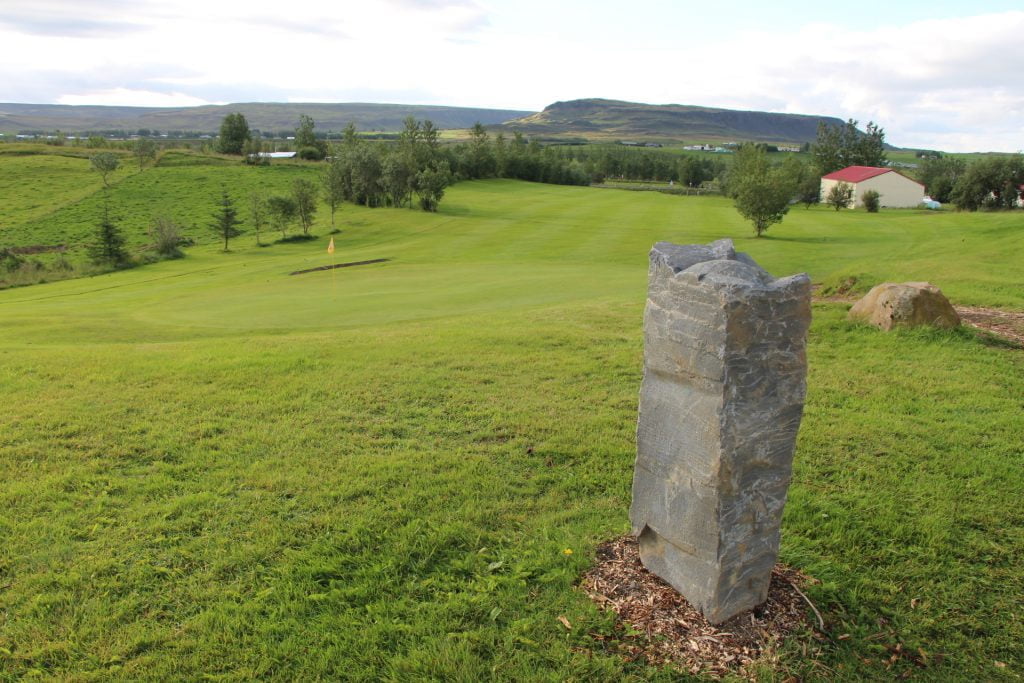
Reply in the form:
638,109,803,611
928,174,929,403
327,236,336,296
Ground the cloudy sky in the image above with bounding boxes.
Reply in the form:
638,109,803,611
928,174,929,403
1,0,1022,152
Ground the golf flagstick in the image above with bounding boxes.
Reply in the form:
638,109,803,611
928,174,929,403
327,236,335,295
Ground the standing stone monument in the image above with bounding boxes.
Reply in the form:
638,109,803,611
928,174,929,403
630,239,811,624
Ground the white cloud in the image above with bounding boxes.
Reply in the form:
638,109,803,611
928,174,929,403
0,3,1021,151
664,12,1024,151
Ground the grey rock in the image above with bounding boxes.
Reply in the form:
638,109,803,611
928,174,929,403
630,239,811,624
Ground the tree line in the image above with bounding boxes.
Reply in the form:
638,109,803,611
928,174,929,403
919,154,1024,211
216,111,727,190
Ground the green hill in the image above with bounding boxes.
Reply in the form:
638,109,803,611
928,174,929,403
0,102,533,133
502,98,847,144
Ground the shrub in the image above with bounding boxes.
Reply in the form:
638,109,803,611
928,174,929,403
149,216,185,258
297,146,326,161
862,189,881,213
826,182,854,211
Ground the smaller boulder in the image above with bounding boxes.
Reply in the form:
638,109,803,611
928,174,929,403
848,282,960,331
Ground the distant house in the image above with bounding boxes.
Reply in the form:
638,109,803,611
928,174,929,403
820,166,925,209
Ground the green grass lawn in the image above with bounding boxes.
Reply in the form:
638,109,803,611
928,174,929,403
1,154,1023,679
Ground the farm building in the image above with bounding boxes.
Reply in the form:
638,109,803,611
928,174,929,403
820,166,925,209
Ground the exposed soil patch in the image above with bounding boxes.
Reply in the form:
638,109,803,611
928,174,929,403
4,245,66,255
289,258,390,276
955,306,1024,346
581,535,820,679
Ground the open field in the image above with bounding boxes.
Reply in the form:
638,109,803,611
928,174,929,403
1,157,1023,679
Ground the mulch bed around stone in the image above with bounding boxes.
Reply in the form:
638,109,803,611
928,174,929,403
581,535,820,679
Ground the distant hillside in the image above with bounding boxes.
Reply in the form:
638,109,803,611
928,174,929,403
0,102,534,133
502,98,847,144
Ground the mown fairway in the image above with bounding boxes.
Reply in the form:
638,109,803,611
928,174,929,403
1,154,1022,680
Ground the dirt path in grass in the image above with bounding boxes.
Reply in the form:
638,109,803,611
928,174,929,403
954,306,1024,346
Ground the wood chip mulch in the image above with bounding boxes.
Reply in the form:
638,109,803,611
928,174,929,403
580,535,821,679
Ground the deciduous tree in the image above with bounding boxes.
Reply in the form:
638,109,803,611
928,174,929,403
249,194,268,245
797,168,823,207
826,182,854,210
148,216,183,257
321,155,347,226
812,119,887,174
90,152,120,188
414,161,452,212
295,114,327,160
950,155,1024,211
217,113,251,155
727,144,797,237
243,137,268,165
133,138,157,170
919,156,965,204
267,195,297,239
291,179,318,234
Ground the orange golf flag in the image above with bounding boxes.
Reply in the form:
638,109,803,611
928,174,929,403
327,237,335,254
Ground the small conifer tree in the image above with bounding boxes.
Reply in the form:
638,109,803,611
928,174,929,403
88,201,129,266
212,189,242,251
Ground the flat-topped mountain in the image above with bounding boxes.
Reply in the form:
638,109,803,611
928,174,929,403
502,98,846,144
2,98,851,144
0,102,533,133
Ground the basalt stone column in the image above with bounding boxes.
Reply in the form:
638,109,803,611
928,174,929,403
630,239,810,624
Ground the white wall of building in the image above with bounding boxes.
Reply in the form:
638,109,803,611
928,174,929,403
856,172,925,208
819,171,925,209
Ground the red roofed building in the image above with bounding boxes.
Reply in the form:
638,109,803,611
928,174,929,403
820,166,925,209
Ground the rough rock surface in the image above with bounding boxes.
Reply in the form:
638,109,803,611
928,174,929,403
630,239,811,624
848,282,960,331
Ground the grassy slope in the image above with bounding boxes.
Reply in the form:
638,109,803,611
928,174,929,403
1,151,320,254
0,152,131,237
1,168,1023,679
